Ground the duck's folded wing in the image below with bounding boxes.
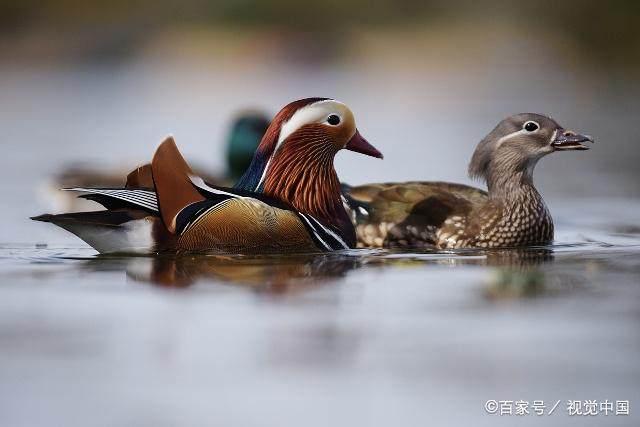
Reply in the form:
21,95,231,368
54,163,158,214
62,187,159,213
343,181,488,247
345,181,487,224
61,149,209,216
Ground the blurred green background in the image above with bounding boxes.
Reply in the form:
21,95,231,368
2,0,639,68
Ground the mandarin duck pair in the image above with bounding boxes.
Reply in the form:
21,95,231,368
33,99,593,254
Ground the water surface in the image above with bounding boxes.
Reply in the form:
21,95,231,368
1,49,639,425
1,199,639,426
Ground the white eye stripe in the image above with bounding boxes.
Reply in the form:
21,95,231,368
495,129,528,148
495,121,543,148
276,100,341,150
255,99,348,191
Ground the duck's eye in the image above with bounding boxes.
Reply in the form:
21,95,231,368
524,121,539,132
327,115,341,126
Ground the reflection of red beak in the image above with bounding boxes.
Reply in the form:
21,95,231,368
345,130,383,159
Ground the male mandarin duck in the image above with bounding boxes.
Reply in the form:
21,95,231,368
32,98,383,254
343,113,593,249
45,112,270,212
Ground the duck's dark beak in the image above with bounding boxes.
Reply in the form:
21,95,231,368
345,130,383,159
551,128,594,151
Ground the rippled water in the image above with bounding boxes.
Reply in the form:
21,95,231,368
1,199,639,426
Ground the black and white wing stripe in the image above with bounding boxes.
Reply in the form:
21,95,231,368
170,175,244,235
341,185,371,224
188,175,246,200
63,187,159,212
174,198,235,235
297,213,350,251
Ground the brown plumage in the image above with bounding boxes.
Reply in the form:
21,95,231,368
32,98,383,254
125,164,154,189
172,198,317,253
345,113,593,249
151,137,206,233
263,127,344,226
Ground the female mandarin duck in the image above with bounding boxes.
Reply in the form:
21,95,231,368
32,98,382,254
343,113,593,249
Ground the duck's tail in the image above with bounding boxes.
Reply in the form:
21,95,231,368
31,137,208,254
31,210,158,254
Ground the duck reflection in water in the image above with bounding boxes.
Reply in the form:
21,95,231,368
365,246,554,268
79,246,557,297
365,246,556,298
99,252,362,291
482,248,555,299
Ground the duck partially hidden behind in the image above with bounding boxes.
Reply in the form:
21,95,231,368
344,113,593,249
32,98,383,254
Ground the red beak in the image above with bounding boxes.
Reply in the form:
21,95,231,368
345,130,383,159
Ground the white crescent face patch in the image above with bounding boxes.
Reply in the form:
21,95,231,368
275,99,352,151
255,99,354,191
495,124,536,149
